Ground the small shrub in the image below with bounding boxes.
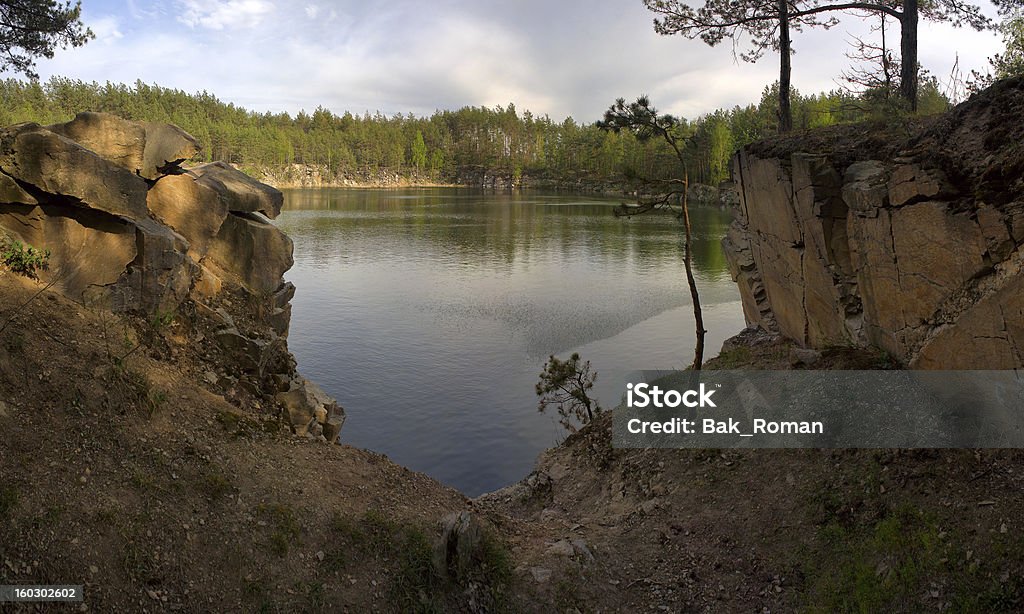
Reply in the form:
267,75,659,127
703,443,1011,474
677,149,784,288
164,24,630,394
536,352,600,432
1,239,50,280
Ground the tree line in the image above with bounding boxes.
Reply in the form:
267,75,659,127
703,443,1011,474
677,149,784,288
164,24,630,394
0,77,962,187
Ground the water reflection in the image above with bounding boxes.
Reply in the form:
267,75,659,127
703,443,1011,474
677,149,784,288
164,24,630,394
276,188,744,495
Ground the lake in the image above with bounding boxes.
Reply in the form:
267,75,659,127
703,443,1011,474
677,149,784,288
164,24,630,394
275,188,745,496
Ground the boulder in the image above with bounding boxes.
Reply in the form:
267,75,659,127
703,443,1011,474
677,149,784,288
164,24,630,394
147,174,228,260
118,217,197,314
275,376,345,440
47,112,200,180
0,123,149,220
215,327,284,378
205,212,294,294
189,161,283,219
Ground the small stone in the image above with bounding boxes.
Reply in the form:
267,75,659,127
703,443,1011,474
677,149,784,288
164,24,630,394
789,347,822,367
530,567,552,583
546,540,575,557
316,550,325,562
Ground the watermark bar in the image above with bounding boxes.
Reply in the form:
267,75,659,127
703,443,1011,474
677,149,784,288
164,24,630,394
0,585,84,602
613,370,1024,448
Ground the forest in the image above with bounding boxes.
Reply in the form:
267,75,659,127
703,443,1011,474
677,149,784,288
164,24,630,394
0,75,952,187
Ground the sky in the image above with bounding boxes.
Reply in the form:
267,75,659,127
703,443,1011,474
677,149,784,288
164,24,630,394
20,0,1007,122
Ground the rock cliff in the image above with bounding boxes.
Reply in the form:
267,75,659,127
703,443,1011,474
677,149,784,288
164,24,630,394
0,112,344,439
723,77,1024,369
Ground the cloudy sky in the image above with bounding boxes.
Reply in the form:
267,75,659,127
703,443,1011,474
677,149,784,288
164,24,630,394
23,0,1006,122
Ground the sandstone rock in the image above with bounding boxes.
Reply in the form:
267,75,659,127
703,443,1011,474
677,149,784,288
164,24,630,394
191,265,223,298
47,112,199,180
267,305,292,338
141,122,201,178
215,327,284,378
0,173,36,204
888,163,954,207
205,213,294,294
189,161,283,219
275,376,345,440
147,174,228,260
725,144,1024,368
0,123,149,220
118,217,196,314
789,347,822,367
0,203,136,305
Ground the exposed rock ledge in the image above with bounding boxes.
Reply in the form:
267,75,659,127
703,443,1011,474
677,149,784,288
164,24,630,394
0,112,343,440
723,77,1024,368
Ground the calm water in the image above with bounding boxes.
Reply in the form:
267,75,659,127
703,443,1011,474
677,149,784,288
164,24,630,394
276,188,745,496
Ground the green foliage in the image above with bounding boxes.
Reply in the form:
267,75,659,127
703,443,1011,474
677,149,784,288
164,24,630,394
0,0,94,79
1,238,50,280
969,12,1024,92
410,129,427,170
536,352,600,432
804,505,949,612
0,75,949,191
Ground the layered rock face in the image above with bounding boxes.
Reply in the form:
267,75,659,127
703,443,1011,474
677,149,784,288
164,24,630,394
0,112,344,439
724,78,1024,369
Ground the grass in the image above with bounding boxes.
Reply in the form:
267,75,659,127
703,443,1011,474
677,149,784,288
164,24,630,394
258,503,301,557
324,509,514,613
200,471,235,502
801,504,947,612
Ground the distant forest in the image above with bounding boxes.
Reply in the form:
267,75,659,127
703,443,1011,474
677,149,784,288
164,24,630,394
0,77,952,186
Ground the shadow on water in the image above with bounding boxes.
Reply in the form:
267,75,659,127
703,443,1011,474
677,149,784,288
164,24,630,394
276,187,745,496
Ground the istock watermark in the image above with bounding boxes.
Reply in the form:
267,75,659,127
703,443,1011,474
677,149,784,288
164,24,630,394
625,382,717,408
614,370,1024,449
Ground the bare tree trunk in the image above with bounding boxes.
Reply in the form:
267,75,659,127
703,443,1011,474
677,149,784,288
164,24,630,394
900,0,918,110
682,172,705,370
778,0,794,132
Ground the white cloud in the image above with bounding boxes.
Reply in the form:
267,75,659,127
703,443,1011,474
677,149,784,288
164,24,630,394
89,16,124,42
24,0,1007,122
177,0,275,30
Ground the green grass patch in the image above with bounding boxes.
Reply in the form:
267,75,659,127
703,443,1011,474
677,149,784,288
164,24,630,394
325,510,513,613
801,504,948,612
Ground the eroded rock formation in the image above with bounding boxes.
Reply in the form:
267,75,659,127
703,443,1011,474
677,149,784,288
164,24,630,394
0,112,344,440
723,77,1024,368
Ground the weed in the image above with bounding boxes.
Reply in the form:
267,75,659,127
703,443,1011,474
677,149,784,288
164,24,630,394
200,471,234,502
802,504,948,612
710,346,753,368
1,238,50,280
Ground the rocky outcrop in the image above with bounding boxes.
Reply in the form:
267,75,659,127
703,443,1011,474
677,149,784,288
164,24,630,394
0,112,344,440
723,78,1024,368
